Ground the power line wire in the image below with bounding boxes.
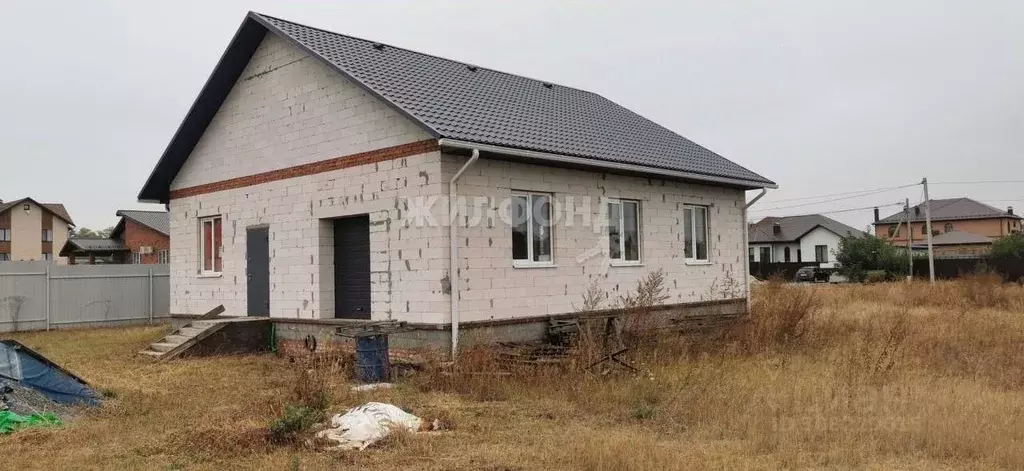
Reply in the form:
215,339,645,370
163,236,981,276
752,183,919,204
752,202,903,220
750,184,915,212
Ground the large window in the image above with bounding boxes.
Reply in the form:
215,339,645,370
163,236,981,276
0,229,9,242
759,247,772,263
748,247,754,263
511,192,552,266
608,199,641,264
200,216,223,274
815,245,829,263
683,205,709,262
42,229,53,242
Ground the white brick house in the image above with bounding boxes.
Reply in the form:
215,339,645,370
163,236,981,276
139,13,774,348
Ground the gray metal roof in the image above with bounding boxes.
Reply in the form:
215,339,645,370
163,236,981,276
877,198,1020,224
749,214,866,243
60,238,129,255
137,12,774,202
116,210,170,236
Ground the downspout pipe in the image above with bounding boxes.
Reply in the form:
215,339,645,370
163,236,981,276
742,189,768,314
449,148,480,360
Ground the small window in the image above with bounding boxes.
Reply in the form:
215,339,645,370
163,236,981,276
132,252,142,265
158,249,170,264
921,226,928,235
815,245,828,263
42,229,53,242
944,223,954,233
41,252,52,261
0,253,10,262
888,226,899,237
200,216,223,274
608,199,641,264
0,229,9,242
783,246,791,262
511,192,553,265
683,205,709,262
748,247,754,263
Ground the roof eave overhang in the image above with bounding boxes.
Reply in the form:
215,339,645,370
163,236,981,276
438,139,777,190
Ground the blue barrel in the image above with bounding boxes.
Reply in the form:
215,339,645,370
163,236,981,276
355,334,390,382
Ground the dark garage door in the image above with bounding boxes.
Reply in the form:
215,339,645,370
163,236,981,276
334,215,371,319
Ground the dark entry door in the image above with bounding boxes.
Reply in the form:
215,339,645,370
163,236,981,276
334,215,371,319
246,227,270,316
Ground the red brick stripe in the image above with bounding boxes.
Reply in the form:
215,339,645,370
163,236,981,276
169,139,440,200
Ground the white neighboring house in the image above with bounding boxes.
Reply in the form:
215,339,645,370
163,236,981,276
136,12,775,346
748,214,865,268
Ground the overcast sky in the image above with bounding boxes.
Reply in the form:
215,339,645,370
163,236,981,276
2,1,1022,231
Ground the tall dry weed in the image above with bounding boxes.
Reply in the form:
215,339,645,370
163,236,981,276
733,280,818,353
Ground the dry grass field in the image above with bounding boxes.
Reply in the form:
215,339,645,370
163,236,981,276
1,277,1023,470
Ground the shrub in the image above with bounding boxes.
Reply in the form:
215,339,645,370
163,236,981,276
269,405,325,444
836,235,907,282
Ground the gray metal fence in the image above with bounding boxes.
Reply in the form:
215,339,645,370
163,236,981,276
0,261,170,333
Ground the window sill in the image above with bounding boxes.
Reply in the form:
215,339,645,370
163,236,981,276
513,262,557,269
197,273,223,278
610,261,644,267
685,260,713,266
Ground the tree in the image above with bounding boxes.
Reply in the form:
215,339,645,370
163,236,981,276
835,234,907,282
71,226,114,238
990,233,1024,260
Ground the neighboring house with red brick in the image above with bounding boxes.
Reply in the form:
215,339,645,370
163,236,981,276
873,198,1021,257
59,210,169,265
0,197,74,264
135,13,774,347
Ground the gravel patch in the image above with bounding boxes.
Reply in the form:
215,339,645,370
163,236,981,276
0,378,80,420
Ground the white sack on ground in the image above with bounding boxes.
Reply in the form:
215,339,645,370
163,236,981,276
315,402,433,450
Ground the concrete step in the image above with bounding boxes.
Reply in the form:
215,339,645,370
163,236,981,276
177,327,206,337
190,320,219,328
149,342,179,353
138,350,163,357
163,335,190,344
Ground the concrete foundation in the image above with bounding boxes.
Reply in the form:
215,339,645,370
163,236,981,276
172,297,746,353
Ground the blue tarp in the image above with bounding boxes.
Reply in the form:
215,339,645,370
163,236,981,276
0,340,99,406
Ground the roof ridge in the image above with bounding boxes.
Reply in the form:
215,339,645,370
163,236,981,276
251,12,590,94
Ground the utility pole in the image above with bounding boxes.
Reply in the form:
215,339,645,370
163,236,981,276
922,178,935,283
905,198,913,281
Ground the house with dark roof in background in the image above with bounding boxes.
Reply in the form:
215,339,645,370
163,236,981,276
136,12,773,347
748,214,866,265
873,198,1021,257
59,210,169,265
0,198,74,264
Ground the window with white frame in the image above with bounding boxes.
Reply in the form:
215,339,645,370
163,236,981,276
132,252,142,265
158,249,170,264
0,229,9,242
42,229,53,242
682,205,709,262
511,192,553,265
608,199,641,263
199,216,223,274
41,252,52,261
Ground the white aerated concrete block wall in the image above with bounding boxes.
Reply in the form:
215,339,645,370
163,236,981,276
171,34,431,191
442,154,748,323
167,34,443,321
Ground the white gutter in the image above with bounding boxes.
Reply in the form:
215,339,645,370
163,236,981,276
438,139,777,190
449,148,480,359
743,189,768,314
